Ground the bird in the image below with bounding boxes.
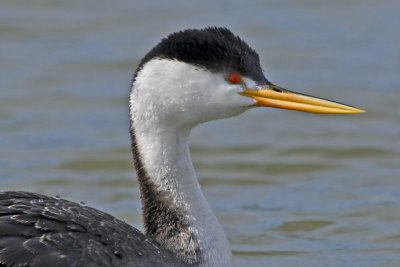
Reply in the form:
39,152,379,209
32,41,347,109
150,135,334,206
0,27,363,267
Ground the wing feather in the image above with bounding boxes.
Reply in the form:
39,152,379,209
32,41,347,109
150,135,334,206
0,191,186,267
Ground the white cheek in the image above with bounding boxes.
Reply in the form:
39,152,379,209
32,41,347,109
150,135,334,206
132,58,255,126
225,85,256,107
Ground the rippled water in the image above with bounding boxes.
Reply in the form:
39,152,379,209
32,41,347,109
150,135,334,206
1,1,399,266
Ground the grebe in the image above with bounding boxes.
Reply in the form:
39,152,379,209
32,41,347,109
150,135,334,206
0,27,363,267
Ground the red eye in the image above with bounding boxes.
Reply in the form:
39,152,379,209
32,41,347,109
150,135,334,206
228,73,241,84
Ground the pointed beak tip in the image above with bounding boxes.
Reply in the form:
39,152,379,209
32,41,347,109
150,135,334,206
345,106,365,114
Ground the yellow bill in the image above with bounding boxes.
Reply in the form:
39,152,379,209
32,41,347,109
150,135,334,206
240,85,364,114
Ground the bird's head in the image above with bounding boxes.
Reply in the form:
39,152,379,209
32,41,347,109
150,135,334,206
130,27,363,129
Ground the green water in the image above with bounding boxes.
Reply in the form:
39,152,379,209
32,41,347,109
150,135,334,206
1,1,399,266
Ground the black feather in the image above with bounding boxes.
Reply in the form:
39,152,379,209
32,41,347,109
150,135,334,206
138,27,268,84
0,191,186,267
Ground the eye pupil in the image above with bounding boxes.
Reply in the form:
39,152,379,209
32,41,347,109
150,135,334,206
229,73,241,84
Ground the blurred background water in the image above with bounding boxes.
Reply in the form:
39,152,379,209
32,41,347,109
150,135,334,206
1,0,399,266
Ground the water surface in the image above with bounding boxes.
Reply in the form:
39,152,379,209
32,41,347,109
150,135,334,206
1,1,399,266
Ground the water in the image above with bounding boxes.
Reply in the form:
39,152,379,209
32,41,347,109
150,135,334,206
1,0,399,266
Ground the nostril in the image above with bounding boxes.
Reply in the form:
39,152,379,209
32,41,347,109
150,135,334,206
272,88,283,93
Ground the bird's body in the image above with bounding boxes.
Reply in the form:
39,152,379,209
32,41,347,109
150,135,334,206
0,27,363,267
0,191,186,267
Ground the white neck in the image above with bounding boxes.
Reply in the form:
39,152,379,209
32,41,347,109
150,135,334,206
129,59,233,266
132,121,231,266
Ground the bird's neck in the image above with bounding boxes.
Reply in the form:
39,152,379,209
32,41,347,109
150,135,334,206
129,105,231,266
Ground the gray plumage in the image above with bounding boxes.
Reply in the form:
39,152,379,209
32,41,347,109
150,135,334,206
0,191,186,267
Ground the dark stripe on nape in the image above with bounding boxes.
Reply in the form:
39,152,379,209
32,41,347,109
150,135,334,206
128,87,201,264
